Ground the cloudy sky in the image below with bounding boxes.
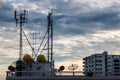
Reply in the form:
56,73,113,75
1,0,120,79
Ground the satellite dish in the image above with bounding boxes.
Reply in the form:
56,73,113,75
68,64,78,70
58,66,65,72
11,62,16,67
8,66,15,71
68,64,79,76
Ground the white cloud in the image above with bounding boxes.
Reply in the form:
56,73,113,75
91,30,120,42
54,30,120,58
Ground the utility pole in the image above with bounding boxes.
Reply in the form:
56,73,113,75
14,10,27,60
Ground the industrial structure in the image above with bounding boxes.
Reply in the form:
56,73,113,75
6,10,120,80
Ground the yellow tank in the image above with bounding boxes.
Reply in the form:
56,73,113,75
37,54,46,62
23,54,34,62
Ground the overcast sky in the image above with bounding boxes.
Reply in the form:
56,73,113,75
1,0,120,79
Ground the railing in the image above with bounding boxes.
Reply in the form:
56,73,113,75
6,71,120,77
55,71,83,76
6,71,84,77
6,71,50,77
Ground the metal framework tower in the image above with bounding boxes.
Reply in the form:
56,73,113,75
14,10,27,60
47,12,54,76
47,12,53,63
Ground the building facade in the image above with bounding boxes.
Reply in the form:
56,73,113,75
83,51,120,76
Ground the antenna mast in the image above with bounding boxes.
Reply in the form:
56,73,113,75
14,10,27,60
47,11,54,76
47,12,53,63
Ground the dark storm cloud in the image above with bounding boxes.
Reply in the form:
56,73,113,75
1,0,119,36
79,10,120,27
0,0,120,35
29,0,47,2
9,7,120,36
45,0,120,36
53,9,120,36
0,2,14,23
27,11,47,27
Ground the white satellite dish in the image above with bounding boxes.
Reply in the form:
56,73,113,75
68,64,78,70
68,64,79,76
11,62,16,67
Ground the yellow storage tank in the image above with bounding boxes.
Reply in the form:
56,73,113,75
23,54,34,62
37,54,46,62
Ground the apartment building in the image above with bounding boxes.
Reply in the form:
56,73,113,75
83,51,120,76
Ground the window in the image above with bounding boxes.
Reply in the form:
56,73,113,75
95,60,102,62
96,68,102,71
95,64,102,66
